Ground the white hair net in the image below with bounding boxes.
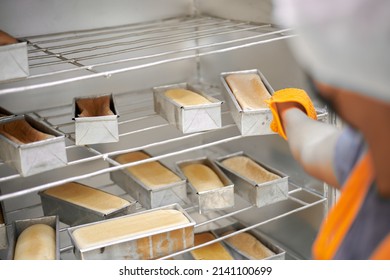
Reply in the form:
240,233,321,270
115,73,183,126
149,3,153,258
273,0,390,102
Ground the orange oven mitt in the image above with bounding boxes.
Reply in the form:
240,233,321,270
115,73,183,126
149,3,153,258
265,88,317,140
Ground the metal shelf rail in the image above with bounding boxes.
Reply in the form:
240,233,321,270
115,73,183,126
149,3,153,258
0,16,295,95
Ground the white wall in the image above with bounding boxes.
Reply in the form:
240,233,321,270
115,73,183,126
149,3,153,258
0,0,194,37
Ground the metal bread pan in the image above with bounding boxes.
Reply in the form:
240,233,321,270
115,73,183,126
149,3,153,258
39,182,137,226
0,114,67,177
220,69,274,136
73,93,119,145
110,150,188,209
67,203,195,260
8,215,60,260
176,156,234,214
215,151,288,207
213,222,285,260
0,41,29,82
153,82,222,134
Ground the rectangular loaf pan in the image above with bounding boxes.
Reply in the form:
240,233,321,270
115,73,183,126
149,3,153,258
153,82,222,134
220,69,275,136
0,42,29,82
212,222,286,260
110,150,188,209
67,203,195,260
72,93,119,145
215,151,289,208
39,183,137,227
7,215,60,260
176,156,234,214
0,114,68,177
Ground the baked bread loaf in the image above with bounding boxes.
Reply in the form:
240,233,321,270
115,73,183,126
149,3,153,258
225,73,271,110
0,119,54,145
181,163,224,192
14,224,56,260
0,30,18,46
72,209,190,250
43,182,131,215
222,230,275,259
191,232,233,260
164,88,211,106
115,151,181,188
221,155,280,183
76,95,114,117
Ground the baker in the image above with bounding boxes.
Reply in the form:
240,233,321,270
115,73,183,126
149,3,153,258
266,0,390,259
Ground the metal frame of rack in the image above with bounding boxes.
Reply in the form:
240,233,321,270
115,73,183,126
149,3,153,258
0,16,326,260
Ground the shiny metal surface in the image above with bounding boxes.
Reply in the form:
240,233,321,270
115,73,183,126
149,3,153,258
153,83,222,133
220,69,275,136
67,203,195,260
0,115,67,177
7,215,59,260
0,42,29,82
39,185,137,227
216,151,289,207
0,1,334,260
176,156,234,213
72,93,120,145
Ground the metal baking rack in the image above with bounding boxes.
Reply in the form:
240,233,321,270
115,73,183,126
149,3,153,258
0,16,327,260
0,16,295,95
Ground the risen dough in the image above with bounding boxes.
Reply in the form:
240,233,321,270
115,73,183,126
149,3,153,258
221,155,280,184
164,89,211,106
115,151,181,188
225,73,271,110
0,119,54,144
76,95,114,117
72,209,190,250
14,224,56,260
191,232,233,260
181,163,224,192
223,230,275,259
43,182,131,215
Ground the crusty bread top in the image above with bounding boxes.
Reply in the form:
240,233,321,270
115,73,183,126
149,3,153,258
76,95,114,117
115,151,181,188
164,88,212,106
181,163,224,192
221,155,280,184
191,232,233,260
223,230,275,259
72,209,190,249
225,73,271,110
0,119,54,144
14,224,56,260
43,182,131,214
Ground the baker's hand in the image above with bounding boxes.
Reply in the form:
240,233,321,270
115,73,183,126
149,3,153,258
264,88,317,140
